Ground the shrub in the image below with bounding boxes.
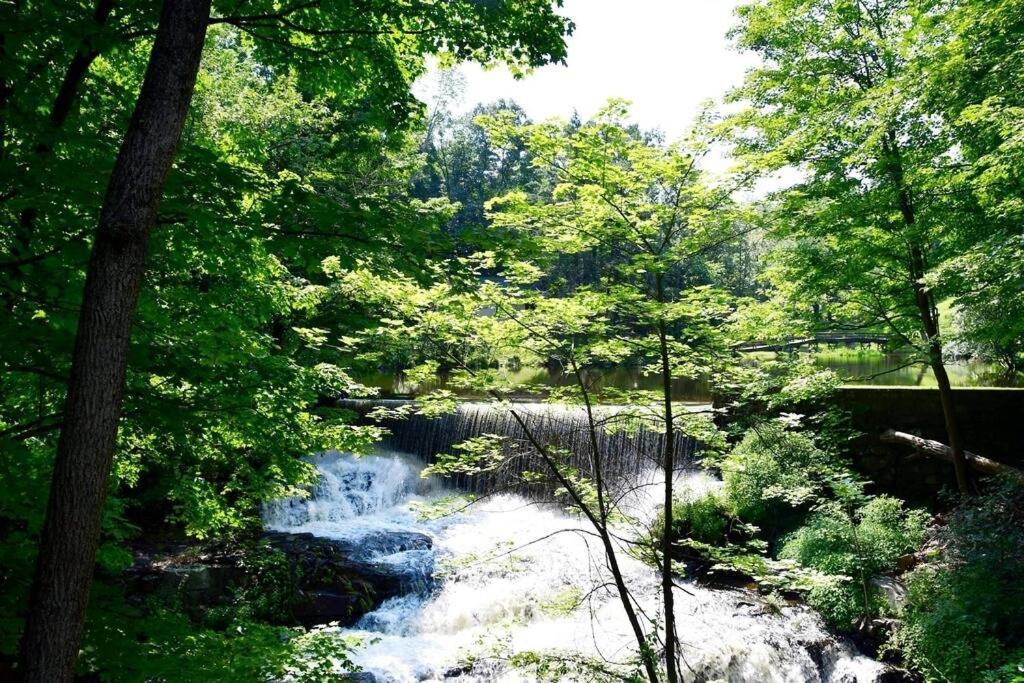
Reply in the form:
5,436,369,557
805,575,865,632
669,492,731,545
779,496,926,631
720,423,832,523
888,477,1024,682
780,497,925,577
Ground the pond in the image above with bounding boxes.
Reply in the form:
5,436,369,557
356,351,1020,403
813,351,1019,388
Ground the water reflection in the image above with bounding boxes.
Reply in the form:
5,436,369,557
357,352,1019,402
817,353,1016,387
359,365,714,403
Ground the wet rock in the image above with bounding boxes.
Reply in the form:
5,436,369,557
129,529,435,627
127,552,239,609
896,553,917,573
330,530,432,559
262,530,434,602
341,673,377,683
871,576,907,612
294,590,364,626
443,664,475,678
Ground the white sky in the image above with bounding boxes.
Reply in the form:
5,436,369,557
417,0,756,141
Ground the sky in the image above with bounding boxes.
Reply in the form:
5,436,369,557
416,0,756,141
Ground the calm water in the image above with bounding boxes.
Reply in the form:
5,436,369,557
357,353,1019,402
818,353,1019,387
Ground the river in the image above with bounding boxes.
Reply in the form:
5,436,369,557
264,443,885,681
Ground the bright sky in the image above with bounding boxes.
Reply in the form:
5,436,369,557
417,0,756,141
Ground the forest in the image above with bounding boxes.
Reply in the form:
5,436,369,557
1,0,1023,681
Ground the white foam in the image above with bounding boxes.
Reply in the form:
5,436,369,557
265,451,884,682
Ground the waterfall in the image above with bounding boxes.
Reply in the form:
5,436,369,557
264,448,886,682
343,399,699,494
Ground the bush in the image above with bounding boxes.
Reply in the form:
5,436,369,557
669,492,731,545
781,497,926,577
720,423,832,523
889,477,1024,682
805,575,866,632
80,589,360,682
779,496,926,631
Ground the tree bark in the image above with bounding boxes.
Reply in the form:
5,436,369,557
908,243,971,494
883,131,972,494
18,0,210,679
656,274,680,683
880,430,1024,481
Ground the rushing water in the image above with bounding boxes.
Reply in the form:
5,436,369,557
264,445,884,682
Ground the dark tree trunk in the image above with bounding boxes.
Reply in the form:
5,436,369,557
8,0,117,276
884,132,971,494
656,274,680,683
909,245,971,494
48,0,116,133
18,0,211,679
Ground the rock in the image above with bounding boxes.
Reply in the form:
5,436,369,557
896,553,917,573
330,530,433,560
871,576,907,612
444,664,475,678
341,673,377,683
129,529,436,627
129,562,238,609
262,530,435,604
294,590,364,627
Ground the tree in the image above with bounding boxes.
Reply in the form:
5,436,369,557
18,2,213,678
914,0,1024,380
483,101,745,683
343,101,745,681
726,0,994,493
412,73,539,247
4,0,573,678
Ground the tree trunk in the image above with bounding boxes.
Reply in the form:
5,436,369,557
18,0,210,679
929,350,971,493
908,244,971,494
7,0,117,278
880,430,1023,481
656,274,680,683
884,131,972,494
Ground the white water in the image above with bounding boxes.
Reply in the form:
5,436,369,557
264,451,884,682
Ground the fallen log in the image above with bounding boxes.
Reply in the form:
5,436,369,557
880,429,1024,481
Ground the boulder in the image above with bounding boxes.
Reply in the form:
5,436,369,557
293,590,365,626
128,530,436,627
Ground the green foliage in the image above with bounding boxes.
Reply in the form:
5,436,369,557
720,423,834,523
888,477,1024,682
781,498,927,578
426,434,508,477
81,601,361,682
802,575,868,633
222,547,305,625
779,497,926,631
662,492,732,546
1,0,573,673
726,0,1016,387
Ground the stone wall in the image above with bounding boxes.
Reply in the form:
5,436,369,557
834,387,1024,503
